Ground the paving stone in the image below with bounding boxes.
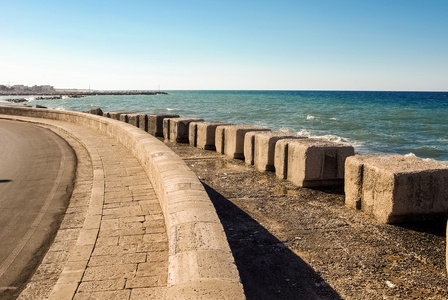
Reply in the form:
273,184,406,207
83,264,137,281
77,279,126,292
73,290,130,300
125,276,167,288
129,287,166,300
92,245,138,257
136,241,168,253
136,261,168,277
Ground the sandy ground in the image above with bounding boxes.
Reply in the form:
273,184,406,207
166,141,448,300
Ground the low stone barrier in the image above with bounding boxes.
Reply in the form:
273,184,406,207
244,131,301,172
119,113,129,123
148,114,179,137
345,155,448,224
127,113,140,127
215,125,270,159
108,112,122,120
274,138,354,187
189,121,232,150
137,113,148,132
163,117,204,143
0,106,244,299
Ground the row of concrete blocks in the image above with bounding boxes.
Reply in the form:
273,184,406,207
185,120,448,225
103,112,180,137
106,113,448,226
163,118,355,189
104,113,355,188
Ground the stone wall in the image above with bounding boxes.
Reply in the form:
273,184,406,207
0,106,245,299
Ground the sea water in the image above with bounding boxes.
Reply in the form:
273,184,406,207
1,90,447,162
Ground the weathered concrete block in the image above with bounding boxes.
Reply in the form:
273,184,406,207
127,114,139,127
189,122,232,150
345,155,448,224
275,139,300,180
254,133,303,172
119,114,129,123
215,125,270,159
137,114,148,131
148,114,179,137
163,117,204,143
87,107,103,115
244,131,302,172
109,112,122,120
103,112,111,118
275,139,354,187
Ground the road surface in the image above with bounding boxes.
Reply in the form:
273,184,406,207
0,119,76,299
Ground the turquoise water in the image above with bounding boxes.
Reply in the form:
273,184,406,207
2,90,447,162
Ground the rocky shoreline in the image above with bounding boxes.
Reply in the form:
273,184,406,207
0,90,168,96
2,91,168,103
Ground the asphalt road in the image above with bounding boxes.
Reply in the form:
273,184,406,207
0,119,76,300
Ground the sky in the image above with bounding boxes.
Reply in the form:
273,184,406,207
1,0,447,91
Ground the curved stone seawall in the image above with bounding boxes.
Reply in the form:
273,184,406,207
0,106,245,299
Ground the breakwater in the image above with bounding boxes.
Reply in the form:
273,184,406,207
102,110,448,223
105,109,448,280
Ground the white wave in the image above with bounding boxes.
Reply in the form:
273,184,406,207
404,152,418,159
330,117,337,120
296,129,312,137
306,115,315,120
26,97,35,101
315,134,346,143
295,129,364,151
166,108,177,111
54,106,67,111
278,127,296,135
405,153,448,166
62,96,69,99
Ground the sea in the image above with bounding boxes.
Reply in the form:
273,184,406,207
1,90,447,163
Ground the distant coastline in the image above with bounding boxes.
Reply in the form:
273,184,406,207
0,90,168,96
0,84,168,97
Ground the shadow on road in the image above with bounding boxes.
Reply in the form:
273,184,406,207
0,180,12,183
203,183,342,300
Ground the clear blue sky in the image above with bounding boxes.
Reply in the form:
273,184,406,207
1,0,447,91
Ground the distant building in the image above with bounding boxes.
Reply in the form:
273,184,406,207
0,84,56,94
40,85,54,91
12,85,26,91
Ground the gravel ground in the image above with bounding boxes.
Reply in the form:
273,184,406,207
165,141,448,300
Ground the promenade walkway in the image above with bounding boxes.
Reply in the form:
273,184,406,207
5,117,169,300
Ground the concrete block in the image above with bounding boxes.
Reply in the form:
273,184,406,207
109,112,122,120
103,112,111,118
277,139,354,187
275,139,300,180
137,114,148,132
215,125,270,159
119,114,129,123
189,122,232,150
163,117,204,143
148,114,180,137
127,114,139,127
345,155,448,223
244,131,302,171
